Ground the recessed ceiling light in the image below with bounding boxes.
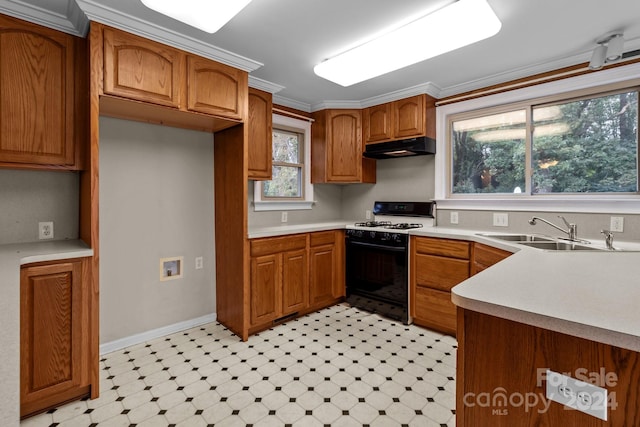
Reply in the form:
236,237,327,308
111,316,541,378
140,0,253,33
314,0,502,87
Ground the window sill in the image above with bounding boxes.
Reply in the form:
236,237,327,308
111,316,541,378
434,197,640,214
253,200,315,211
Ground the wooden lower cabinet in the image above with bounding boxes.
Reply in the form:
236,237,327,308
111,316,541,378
457,309,640,426
309,231,345,309
20,258,92,417
410,236,471,336
472,242,512,274
248,230,344,335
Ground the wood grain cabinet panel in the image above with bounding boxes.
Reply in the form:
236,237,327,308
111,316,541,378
103,28,183,108
311,109,375,183
282,249,308,315
186,56,247,120
250,253,280,325
0,15,81,168
249,235,307,328
309,231,345,308
20,259,90,417
393,95,426,139
363,103,393,143
410,236,470,335
247,88,273,180
472,243,512,275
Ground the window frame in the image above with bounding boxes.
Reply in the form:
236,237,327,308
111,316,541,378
435,62,640,214
262,128,305,201
253,114,314,211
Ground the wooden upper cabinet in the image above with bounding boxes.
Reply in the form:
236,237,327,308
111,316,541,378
363,103,393,144
363,94,436,144
186,56,247,120
311,109,375,183
248,88,273,180
103,27,183,108
0,15,81,169
393,95,426,139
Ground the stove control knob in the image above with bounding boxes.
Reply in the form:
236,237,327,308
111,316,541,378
369,231,377,239
382,232,391,241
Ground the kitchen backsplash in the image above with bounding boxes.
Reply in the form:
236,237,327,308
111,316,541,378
0,169,79,244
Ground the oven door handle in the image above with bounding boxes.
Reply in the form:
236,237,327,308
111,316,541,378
346,240,407,252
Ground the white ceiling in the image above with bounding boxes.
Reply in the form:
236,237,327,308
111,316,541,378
2,0,640,111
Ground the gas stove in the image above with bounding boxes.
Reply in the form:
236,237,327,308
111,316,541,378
345,201,436,324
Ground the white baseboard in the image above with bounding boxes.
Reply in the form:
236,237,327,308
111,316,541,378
100,312,217,355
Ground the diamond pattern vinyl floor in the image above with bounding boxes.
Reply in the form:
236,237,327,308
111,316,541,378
21,304,457,427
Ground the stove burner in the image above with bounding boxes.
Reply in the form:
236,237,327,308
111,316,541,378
354,221,392,227
385,223,424,230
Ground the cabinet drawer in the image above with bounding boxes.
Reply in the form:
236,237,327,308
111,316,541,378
250,234,307,257
310,230,336,247
413,286,456,335
414,236,470,259
414,253,470,291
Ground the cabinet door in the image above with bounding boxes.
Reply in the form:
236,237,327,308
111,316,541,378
186,56,248,120
250,253,281,326
326,110,362,182
472,243,512,275
282,248,308,315
20,261,85,416
363,103,393,144
309,243,339,306
393,95,425,139
0,16,76,166
103,28,183,108
248,88,273,180
413,287,456,336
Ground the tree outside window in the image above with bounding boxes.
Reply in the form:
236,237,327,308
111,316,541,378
262,129,304,199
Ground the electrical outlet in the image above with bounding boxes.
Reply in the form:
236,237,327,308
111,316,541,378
195,257,203,270
610,216,624,232
38,221,54,240
366,210,372,220
546,370,608,421
281,211,288,223
493,213,509,227
450,211,459,224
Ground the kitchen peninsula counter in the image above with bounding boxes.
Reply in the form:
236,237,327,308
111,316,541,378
0,240,93,427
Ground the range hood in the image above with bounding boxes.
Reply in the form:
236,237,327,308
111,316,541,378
363,136,436,159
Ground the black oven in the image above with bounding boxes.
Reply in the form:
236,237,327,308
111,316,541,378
345,229,409,324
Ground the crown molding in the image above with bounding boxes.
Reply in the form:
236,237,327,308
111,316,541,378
360,82,442,108
248,76,285,94
272,95,312,113
75,0,262,72
311,100,364,111
0,0,88,36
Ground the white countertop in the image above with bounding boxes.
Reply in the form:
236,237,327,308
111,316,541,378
249,221,640,352
0,240,93,427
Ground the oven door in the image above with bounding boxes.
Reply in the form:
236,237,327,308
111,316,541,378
345,236,408,323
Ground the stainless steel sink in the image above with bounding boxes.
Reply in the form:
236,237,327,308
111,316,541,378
517,241,604,251
478,233,554,242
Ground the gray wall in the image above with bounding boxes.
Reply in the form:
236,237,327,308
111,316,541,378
99,117,216,344
436,209,640,242
0,169,79,244
247,181,343,227
342,155,436,220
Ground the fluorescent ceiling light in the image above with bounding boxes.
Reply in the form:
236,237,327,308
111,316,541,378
314,0,502,87
140,0,253,33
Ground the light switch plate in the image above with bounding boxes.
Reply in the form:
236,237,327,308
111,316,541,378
450,211,459,224
610,216,624,232
493,213,509,227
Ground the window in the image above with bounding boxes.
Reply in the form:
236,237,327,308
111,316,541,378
262,129,304,199
450,88,639,196
253,114,313,211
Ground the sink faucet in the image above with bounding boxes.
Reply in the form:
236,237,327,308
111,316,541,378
528,216,579,241
601,229,615,250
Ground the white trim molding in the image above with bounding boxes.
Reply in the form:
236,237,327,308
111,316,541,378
254,114,314,211
100,312,217,355
0,0,89,36
435,61,640,214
